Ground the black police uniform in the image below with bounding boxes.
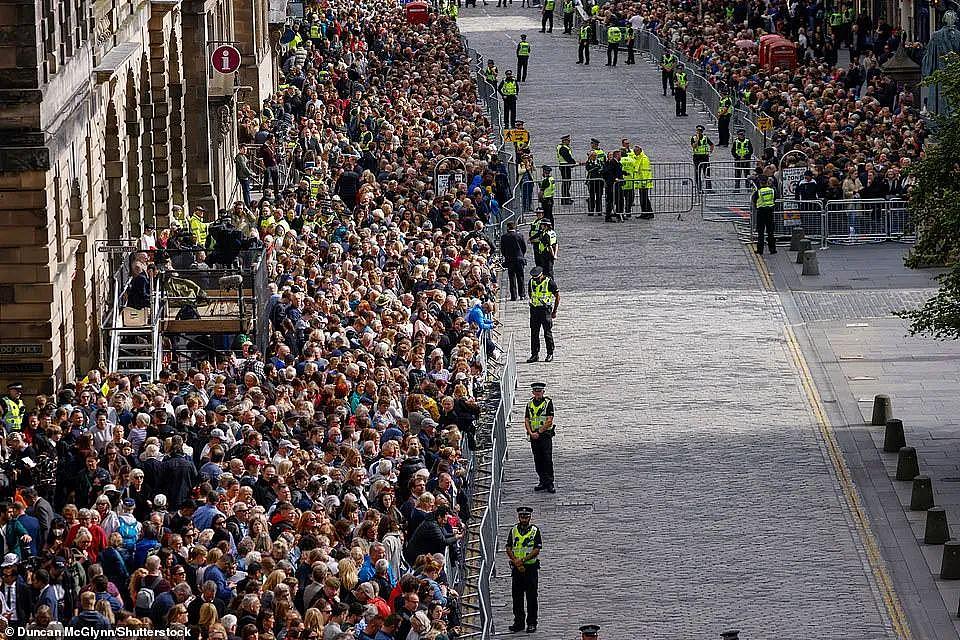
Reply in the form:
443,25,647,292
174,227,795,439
499,228,528,301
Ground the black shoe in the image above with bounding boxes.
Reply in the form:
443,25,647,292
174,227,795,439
584,62,589,65
526,625,538,633
546,486,555,494
519,296,526,300
533,484,546,491
510,297,517,301
526,355,539,363
576,61,582,64
755,249,763,255
770,249,777,254
604,217,613,222
539,29,545,32
544,354,553,362
509,624,525,633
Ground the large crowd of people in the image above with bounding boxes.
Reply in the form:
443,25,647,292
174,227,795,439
0,1,509,638
597,0,926,198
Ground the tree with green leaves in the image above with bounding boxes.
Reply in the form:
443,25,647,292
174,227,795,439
899,53,960,339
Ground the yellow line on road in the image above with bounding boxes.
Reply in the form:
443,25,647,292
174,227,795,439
783,325,912,640
746,243,774,291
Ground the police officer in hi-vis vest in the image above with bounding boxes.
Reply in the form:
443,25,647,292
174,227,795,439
577,21,592,64
498,70,519,128
660,50,677,95
562,0,575,33
525,381,556,491
1,383,25,433
540,0,555,32
507,506,543,633
753,176,778,256
731,128,754,189
516,35,531,81
527,269,560,364
674,62,688,116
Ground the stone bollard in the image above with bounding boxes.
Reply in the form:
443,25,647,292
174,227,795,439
720,631,740,640
872,394,893,426
789,227,805,251
801,250,820,276
925,507,950,545
883,418,906,452
942,540,960,579
911,475,935,511
795,239,812,263
896,447,920,481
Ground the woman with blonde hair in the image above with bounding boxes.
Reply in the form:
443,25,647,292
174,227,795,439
262,568,287,593
197,602,219,637
302,608,324,636
249,515,272,552
337,557,359,597
95,598,116,625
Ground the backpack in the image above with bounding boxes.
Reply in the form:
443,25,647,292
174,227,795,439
117,518,139,551
135,575,161,615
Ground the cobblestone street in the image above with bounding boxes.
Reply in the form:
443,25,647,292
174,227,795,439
460,7,899,638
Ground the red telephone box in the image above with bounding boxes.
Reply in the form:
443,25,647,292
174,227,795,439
405,1,431,24
767,39,797,71
758,34,781,67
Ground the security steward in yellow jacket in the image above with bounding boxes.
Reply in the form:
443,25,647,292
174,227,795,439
189,206,209,248
506,506,543,633
1,382,25,433
526,268,559,364
525,381,556,493
633,145,654,218
532,218,558,279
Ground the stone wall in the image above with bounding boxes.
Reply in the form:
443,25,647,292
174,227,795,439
0,0,272,394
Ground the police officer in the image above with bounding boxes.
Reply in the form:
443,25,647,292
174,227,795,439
498,70,519,128
717,93,733,146
624,25,635,64
556,135,576,205
691,125,714,190
527,269,559,364
562,0,575,33
540,0,555,32
1,383,25,433
602,149,623,222
533,218,558,278
516,35,531,81
605,22,621,66
674,62,688,116
507,506,543,633
577,21,592,64
753,176,777,256
585,142,604,215
500,221,527,301
731,129,754,189
484,59,498,86
538,165,555,222
579,625,601,640
660,49,677,95
525,382,556,490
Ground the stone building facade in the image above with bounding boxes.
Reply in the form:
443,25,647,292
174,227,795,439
0,0,273,393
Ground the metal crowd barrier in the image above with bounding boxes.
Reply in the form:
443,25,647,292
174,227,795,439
531,176,694,217
824,198,913,244
737,198,913,246
696,161,755,222
460,337,516,640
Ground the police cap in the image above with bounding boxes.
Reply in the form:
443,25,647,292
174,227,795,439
561,134,570,141
515,120,525,125
579,624,601,639
6,383,23,391
541,165,552,172
517,506,533,516
737,128,745,134
530,267,544,277
531,382,547,391
540,218,552,226
520,33,527,38
590,138,600,145
696,125,705,131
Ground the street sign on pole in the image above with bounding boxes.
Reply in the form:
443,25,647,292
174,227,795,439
211,45,242,74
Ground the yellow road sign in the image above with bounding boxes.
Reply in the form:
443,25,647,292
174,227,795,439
503,128,530,144
757,116,774,132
